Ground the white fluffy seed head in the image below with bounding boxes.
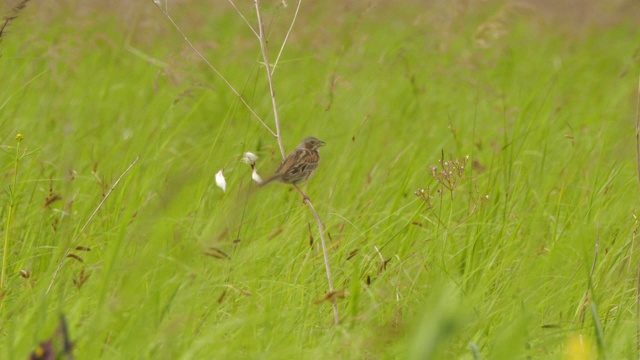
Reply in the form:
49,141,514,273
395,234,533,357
252,168,263,184
241,152,259,166
215,169,227,192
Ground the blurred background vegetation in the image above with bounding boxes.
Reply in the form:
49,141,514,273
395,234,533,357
1,0,640,358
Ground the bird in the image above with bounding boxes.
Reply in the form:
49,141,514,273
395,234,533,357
260,137,326,187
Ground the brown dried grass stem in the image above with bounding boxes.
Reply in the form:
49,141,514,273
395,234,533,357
271,0,302,77
253,0,339,324
153,2,275,137
254,0,285,158
227,0,258,37
294,185,339,324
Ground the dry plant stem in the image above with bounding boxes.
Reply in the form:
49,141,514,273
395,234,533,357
227,0,258,37
253,0,338,324
46,156,141,294
294,185,339,325
153,3,276,137
254,0,285,157
271,0,302,76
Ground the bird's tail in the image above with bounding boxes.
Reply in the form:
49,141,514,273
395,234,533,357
258,175,280,187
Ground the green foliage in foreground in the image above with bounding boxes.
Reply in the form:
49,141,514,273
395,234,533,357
1,1,639,358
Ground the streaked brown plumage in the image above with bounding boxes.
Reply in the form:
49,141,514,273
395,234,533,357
260,137,325,186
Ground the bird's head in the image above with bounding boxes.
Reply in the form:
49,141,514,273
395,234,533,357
298,137,326,150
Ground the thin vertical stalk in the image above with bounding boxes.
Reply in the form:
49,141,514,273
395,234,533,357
295,185,339,324
1,134,23,290
254,0,339,324
254,0,285,158
271,0,302,76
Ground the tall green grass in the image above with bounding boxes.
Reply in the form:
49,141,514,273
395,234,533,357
1,1,639,358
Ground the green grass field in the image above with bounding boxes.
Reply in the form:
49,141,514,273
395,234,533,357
2,0,640,358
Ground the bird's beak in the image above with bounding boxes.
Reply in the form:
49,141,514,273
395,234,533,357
318,140,326,147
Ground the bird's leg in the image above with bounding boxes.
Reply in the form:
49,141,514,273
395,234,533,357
293,185,310,204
